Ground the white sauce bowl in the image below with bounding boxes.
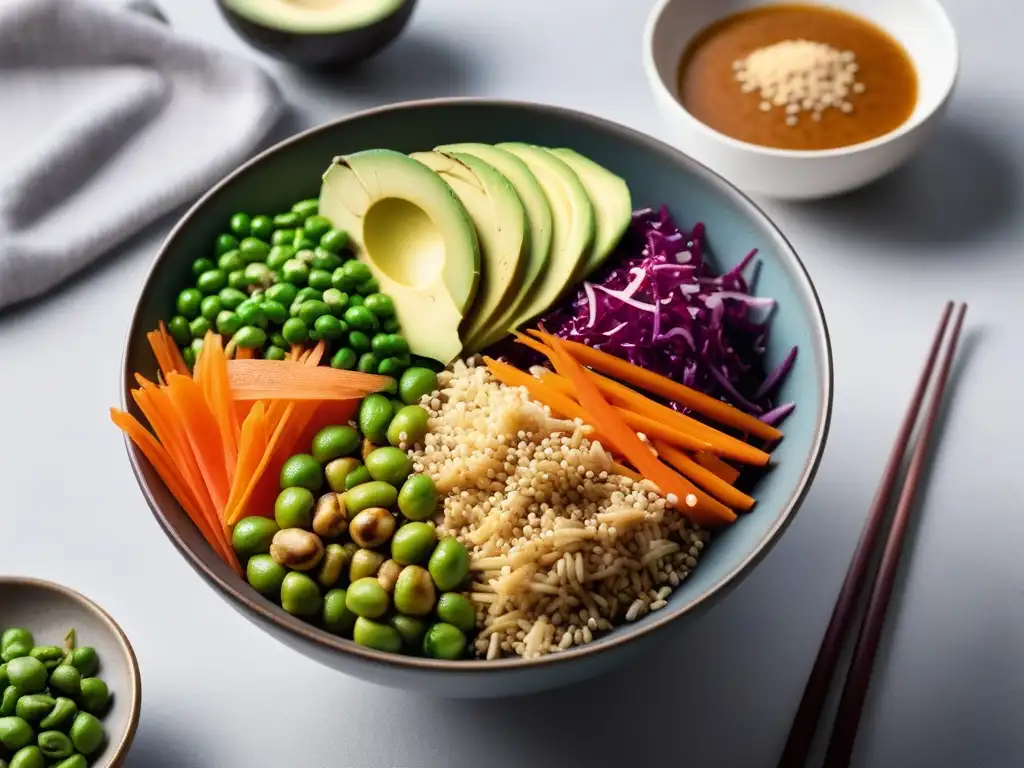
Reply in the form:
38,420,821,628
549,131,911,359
643,0,960,200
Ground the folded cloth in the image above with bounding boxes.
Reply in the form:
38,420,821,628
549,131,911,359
0,0,284,311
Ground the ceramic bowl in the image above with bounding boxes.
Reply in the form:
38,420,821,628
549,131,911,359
644,0,959,200
120,98,832,698
0,577,141,766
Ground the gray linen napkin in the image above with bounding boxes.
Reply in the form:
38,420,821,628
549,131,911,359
0,0,284,310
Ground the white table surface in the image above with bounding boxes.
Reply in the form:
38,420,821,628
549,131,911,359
2,0,1022,766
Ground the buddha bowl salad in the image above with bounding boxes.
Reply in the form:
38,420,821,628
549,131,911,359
113,143,797,661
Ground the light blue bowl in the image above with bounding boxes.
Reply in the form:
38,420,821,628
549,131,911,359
122,98,833,698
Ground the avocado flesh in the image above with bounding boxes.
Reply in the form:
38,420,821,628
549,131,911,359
222,0,407,34
410,151,528,349
495,143,595,332
319,149,480,365
548,148,631,276
438,143,554,351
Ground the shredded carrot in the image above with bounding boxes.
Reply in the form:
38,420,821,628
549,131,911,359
226,359,389,401
164,373,230,515
288,345,304,361
543,337,735,527
529,331,783,442
225,402,270,523
610,461,643,483
147,329,178,381
234,347,256,360
157,321,190,377
695,452,741,484
199,333,239,478
655,441,755,512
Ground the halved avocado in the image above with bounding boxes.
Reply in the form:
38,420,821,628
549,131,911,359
411,151,528,349
496,143,595,329
319,149,480,364
217,0,417,70
437,143,554,351
548,148,631,276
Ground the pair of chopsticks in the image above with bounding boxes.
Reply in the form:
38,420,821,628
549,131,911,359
778,301,968,768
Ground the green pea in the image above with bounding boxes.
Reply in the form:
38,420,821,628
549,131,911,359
344,305,378,332
399,367,439,405
320,288,347,316
39,697,76,731
355,291,393,317
349,549,384,581
189,316,211,339
28,646,62,669
250,215,274,240
37,730,73,760
196,269,226,294
1,686,18,716
273,211,302,229
176,288,203,319
339,259,369,283
9,745,44,768
302,215,332,240
280,454,322,492
315,226,347,252
199,296,222,322
192,257,216,277
51,755,87,768
348,294,365,307
377,357,406,377
297,300,331,326
6,658,46,694
382,317,401,333
389,615,427,647
0,716,33,751
215,310,241,336
344,464,372,490
230,212,251,237
345,578,390,619
307,268,333,291
280,572,322,618
0,664,6,689
348,330,371,353
166,316,191,346
423,623,466,660
239,237,270,263
387,405,430,447
294,234,318,251
357,353,379,374
218,249,244,272
365,447,412,487
322,589,357,636
311,314,342,340
281,259,309,285
264,345,286,361
266,245,294,271
234,326,266,349
260,300,287,326
182,347,197,367
292,198,319,217
429,537,470,591
393,565,436,617
232,516,280,557
218,287,248,310
69,648,97,679
293,286,320,303
77,678,108,715
324,458,361,493
247,554,287,598
15,695,54,723
356,277,380,296
330,267,354,292
330,347,357,370
235,297,262,322
265,282,297,307
190,337,205,357
309,426,359,465
358,394,393,444
69,712,104,756
311,248,343,271
244,262,272,286
47,666,80,698
274,487,315,530
352,617,401,653
227,269,250,290
279,317,307,345
271,228,295,246
437,593,476,632
215,233,240,256
344,481,398,515
390,522,437,566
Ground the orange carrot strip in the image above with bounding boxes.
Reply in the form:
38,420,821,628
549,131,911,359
199,333,239,478
225,360,389,401
160,322,190,377
529,331,782,441
289,346,304,361
225,402,270,523
165,373,230,515
543,337,735,527
695,452,741,484
655,441,755,512
610,461,643,483
147,330,178,381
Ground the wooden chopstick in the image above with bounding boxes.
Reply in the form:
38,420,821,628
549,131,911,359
778,301,968,768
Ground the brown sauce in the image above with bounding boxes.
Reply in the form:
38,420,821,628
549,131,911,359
677,4,918,151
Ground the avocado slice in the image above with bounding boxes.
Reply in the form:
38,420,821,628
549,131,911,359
495,143,595,332
319,149,481,365
437,143,554,351
548,148,632,276
220,0,407,35
410,151,528,348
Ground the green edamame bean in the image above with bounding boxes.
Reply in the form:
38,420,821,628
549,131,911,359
271,229,295,246
348,294,364,307
215,234,239,257
280,572,322,618
349,549,384,581
357,394,393,444
387,405,429,447
51,756,87,768
273,211,302,229
294,286,320,303
356,277,380,296
292,198,319,217
167,316,191,346
266,245,294,271
189,316,211,339
330,347,357,370
317,543,350,588
281,317,308,345
15,695,55,723
250,215,274,241
363,293,396,317
371,333,409,356
37,731,73,760
218,249,244,272
365,447,412,487
325,458,361,493
246,554,287,598
200,295,222,321
239,237,270,263
244,263,272,287
344,464,372,490
176,288,203,319
227,269,250,290
216,310,242,336
47,666,80,698
357,353,379,374
0,664,6,688
322,589,357,636
345,578,390,619
192,257,216,277
270,331,288,349
1,687,19,716
182,347,197,368
321,288,348,315
6,658,46,694
311,426,360,464
308,269,332,291
9,745,44,768
77,678,108,715
265,345,287,361
319,229,349,253
236,298,266,326
423,623,466,660
382,317,400,334
69,648,97,679
348,330,371,353
230,212,251,237
279,454,322,492
261,300,288,325
377,357,406,377
274,487,315,530
232,516,280,557
234,326,266,349
314,314,344,340
265,282,297,307
330,268,354,292
1,631,33,654
282,259,309,285
27,647,62,667
218,286,248,310
400,367,439,405
196,269,227,294
343,305,378,332
436,593,476,632
311,248,343,271
389,615,427,647
297,300,331,326
393,565,436,617
294,234,318,252
39,698,76,731
302,215,332,240
69,712,104,755
0,716,33,751
352,617,401,653
344,481,398,515
340,259,371,283
429,538,470,591
190,338,205,357
391,522,437,566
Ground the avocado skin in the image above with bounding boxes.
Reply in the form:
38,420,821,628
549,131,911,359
216,0,418,71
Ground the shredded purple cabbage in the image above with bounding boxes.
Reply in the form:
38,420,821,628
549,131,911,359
530,206,797,425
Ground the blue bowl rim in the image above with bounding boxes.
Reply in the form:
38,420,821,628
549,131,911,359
120,96,834,673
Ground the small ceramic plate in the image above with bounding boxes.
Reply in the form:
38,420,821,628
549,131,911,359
0,577,141,767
